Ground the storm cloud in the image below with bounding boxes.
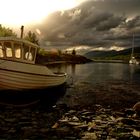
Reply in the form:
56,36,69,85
32,0,140,53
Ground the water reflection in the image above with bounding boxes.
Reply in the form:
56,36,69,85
0,84,67,107
130,65,135,83
48,62,140,84
48,63,76,76
71,64,76,76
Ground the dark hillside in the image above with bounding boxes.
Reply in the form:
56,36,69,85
84,47,140,60
36,53,92,65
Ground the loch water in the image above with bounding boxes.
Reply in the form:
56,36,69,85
0,62,140,139
48,62,140,85
47,62,140,108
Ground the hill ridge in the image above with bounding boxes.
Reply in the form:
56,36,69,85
84,47,140,60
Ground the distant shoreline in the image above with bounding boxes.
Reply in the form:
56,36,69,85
92,59,126,63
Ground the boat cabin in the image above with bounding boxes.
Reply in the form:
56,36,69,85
0,37,38,64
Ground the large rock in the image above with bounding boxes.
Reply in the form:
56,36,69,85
133,102,140,116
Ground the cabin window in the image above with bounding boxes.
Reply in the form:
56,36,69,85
14,43,21,59
6,47,12,57
0,43,4,58
23,44,36,62
30,47,36,61
23,44,30,60
4,42,12,57
25,52,33,61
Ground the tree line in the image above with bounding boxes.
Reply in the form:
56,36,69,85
0,25,77,56
0,24,39,45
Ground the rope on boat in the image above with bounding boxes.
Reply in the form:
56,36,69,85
0,99,40,108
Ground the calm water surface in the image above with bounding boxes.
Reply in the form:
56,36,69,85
48,62,140,85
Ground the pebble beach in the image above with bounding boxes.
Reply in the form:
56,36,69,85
0,80,140,139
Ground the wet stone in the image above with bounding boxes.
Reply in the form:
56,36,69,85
74,124,88,130
81,111,95,116
81,117,93,124
0,102,140,139
113,111,126,117
8,128,16,134
18,121,32,127
81,132,97,140
40,128,49,133
124,108,135,116
67,110,77,115
119,118,137,125
133,125,140,131
4,118,16,123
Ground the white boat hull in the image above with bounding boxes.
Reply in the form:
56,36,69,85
0,60,67,91
129,57,139,65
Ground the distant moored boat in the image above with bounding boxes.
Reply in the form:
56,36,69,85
129,34,139,65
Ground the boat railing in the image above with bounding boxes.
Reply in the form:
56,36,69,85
0,37,38,64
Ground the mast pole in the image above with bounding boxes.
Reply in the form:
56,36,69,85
131,34,134,58
20,25,24,39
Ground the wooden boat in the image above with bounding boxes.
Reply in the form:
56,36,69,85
129,34,139,65
0,37,67,91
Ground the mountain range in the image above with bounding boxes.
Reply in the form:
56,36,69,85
84,47,140,60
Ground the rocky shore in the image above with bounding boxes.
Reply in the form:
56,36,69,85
0,103,140,139
0,80,140,139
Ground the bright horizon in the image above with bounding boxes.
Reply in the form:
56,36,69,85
0,0,83,27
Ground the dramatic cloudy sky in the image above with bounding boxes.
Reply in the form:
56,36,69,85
12,0,140,53
30,0,140,52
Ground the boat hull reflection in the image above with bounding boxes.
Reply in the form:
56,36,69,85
0,83,67,106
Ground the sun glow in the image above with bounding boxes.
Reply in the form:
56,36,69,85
0,0,81,27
